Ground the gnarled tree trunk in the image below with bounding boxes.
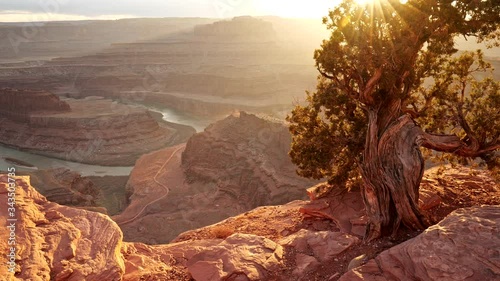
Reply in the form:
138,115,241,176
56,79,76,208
361,107,428,241
360,107,498,240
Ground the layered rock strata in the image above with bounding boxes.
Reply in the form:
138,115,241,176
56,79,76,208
0,88,70,121
26,168,100,207
0,175,124,281
0,89,193,165
114,112,317,244
182,111,313,207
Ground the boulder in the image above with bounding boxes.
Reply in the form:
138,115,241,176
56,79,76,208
187,233,284,281
280,229,360,262
293,253,320,277
0,175,124,281
340,205,500,281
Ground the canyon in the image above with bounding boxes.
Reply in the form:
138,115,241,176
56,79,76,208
0,88,194,166
0,17,327,123
113,112,318,244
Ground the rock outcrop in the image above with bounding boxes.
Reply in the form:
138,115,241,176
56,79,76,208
114,112,317,244
340,205,500,281
187,234,283,281
0,175,124,281
0,88,70,121
19,169,129,216
0,176,355,281
25,168,100,207
0,90,193,166
182,111,314,207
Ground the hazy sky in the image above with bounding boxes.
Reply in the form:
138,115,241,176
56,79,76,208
0,0,341,22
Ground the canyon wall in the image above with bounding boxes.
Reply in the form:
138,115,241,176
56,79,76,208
0,88,70,122
194,16,276,40
114,112,318,244
0,90,194,166
0,17,322,122
182,111,310,206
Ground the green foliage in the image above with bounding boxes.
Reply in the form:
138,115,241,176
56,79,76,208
417,50,499,173
288,0,499,185
288,78,365,186
417,51,499,141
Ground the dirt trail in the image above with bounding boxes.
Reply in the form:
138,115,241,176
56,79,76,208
117,146,183,225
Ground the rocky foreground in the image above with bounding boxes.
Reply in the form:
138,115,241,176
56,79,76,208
1,165,498,281
0,88,194,166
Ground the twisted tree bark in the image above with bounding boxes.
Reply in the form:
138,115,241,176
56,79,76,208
361,107,498,240
361,111,428,241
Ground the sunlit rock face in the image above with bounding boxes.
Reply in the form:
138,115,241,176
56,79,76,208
1,170,498,281
116,112,317,244
340,205,500,281
0,175,125,281
182,111,313,208
0,89,191,166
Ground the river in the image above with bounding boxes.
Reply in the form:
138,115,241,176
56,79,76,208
148,106,212,133
0,106,211,176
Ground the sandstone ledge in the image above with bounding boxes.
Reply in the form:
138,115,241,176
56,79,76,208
1,166,498,281
340,205,500,281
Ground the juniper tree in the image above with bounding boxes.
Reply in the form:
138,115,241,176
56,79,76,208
288,0,499,240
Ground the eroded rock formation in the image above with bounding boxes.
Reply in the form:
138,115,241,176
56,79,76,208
0,176,355,281
0,175,124,281
18,168,129,216
340,205,500,281
26,168,100,207
0,88,70,121
114,112,317,244
0,90,194,165
0,18,324,122
183,111,313,206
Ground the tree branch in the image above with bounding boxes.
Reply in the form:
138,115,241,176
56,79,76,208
360,67,383,105
317,66,359,100
419,132,499,157
317,66,336,80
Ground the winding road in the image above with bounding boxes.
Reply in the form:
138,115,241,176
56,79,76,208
117,146,184,225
